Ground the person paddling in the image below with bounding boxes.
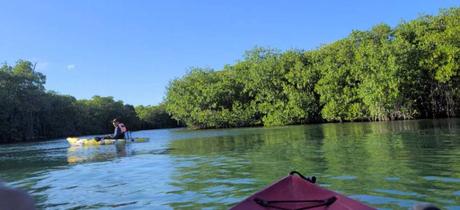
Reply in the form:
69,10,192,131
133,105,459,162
96,118,128,141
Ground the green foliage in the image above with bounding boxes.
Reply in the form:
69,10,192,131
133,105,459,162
3,8,460,138
314,38,365,122
166,67,257,128
0,60,47,142
136,104,180,129
0,62,179,143
74,96,142,134
166,8,460,128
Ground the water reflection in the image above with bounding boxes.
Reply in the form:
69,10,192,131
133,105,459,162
168,119,460,209
0,120,459,209
66,144,128,164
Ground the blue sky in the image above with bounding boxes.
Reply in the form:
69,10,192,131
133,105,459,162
0,1,458,106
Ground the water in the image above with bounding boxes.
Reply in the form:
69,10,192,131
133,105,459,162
1,119,459,209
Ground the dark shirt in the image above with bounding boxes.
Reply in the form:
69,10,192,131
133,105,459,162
112,126,125,139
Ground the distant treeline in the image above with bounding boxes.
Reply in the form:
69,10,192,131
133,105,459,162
165,8,460,128
0,61,180,143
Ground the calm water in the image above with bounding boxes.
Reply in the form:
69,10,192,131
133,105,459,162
1,119,459,209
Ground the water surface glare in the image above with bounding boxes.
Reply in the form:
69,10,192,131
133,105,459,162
0,119,459,209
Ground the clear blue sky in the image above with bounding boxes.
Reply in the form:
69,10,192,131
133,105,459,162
1,1,458,106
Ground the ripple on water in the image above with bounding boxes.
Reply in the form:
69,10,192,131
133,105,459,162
207,178,255,185
374,189,422,197
454,191,460,196
384,177,400,181
2,120,460,209
29,154,176,209
423,176,460,183
350,194,415,208
331,175,357,180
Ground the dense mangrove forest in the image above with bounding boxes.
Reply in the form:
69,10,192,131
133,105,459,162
2,8,459,143
166,8,460,128
0,61,179,143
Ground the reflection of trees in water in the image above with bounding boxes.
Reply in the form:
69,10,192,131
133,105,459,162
168,119,460,209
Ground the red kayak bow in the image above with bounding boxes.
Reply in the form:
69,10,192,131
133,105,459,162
231,171,375,210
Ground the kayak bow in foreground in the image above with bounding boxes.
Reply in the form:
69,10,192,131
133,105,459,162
66,137,149,146
231,171,375,210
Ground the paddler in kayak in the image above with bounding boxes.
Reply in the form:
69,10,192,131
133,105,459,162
96,118,128,141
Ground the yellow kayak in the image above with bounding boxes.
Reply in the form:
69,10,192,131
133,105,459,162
67,137,149,146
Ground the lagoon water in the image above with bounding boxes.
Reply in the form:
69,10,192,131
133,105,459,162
1,119,459,209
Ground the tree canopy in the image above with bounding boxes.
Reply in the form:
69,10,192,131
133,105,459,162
0,61,180,143
2,8,459,142
165,8,460,128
